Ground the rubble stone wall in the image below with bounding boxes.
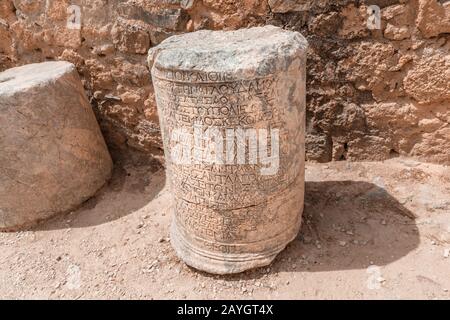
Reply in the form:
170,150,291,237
1,0,449,164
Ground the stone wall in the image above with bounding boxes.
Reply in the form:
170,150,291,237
1,0,449,164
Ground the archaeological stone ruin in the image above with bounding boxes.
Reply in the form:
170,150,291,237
0,0,449,281
1,0,449,165
149,26,307,274
0,61,112,230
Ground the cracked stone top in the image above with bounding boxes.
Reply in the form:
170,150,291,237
0,61,75,97
148,25,308,78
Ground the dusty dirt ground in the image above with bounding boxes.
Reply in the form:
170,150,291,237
0,158,449,300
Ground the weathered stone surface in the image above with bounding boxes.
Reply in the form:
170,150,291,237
337,3,369,39
0,1,448,165
111,19,150,54
118,4,189,31
149,26,307,274
0,19,12,54
404,48,450,104
0,61,113,230
363,101,450,164
268,0,313,13
416,0,450,38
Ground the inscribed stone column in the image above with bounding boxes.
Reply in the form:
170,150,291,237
0,61,113,230
149,26,308,274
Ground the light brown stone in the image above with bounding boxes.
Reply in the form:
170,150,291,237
416,0,450,38
404,48,450,104
149,26,307,274
268,0,313,13
0,1,448,166
0,61,113,230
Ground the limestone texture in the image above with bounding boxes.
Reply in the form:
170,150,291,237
0,0,448,165
150,26,307,274
0,61,113,230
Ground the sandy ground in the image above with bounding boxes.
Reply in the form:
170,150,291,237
0,158,449,300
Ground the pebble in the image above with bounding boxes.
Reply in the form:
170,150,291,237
377,277,386,283
93,91,103,99
303,236,312,244
339,241,347,247
444,249,449,258
105,94,121,101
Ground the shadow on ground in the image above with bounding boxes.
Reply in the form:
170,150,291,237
198,180,419,281
32,157,165,231
274,180,419,272
32,169,419,278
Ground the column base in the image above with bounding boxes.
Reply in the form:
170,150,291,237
170,221,301,275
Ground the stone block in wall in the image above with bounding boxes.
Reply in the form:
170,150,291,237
416,0,450,38
382,3,412,41
0,20,13,54
111,19,150,54
404,48,450,104
118,4,189,31
268,0,313,13
149,29,177,46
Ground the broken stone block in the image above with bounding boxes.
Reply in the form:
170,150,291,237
149,26,307,274
0,61,113,230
